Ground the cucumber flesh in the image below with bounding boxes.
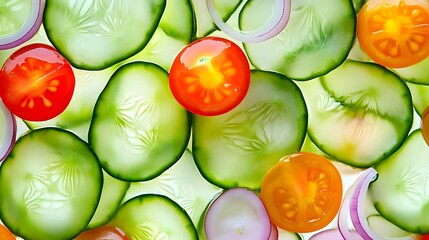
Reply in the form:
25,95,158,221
43,0,166,70
299,61,413,167
86,170,129,229
89,62,190,181
192,70,307,190
406,82,429,116
0,128,103,240
239,0,355,80
191,0,243,38
370,130,429,234
391,57,429,85
123,150,222,227
110,194,198,240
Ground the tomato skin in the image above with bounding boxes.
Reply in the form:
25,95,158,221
357,0,429,68
0,224,15,240
169,36,250,116
261,152,343,233
0,43,75,121
74,225,129,240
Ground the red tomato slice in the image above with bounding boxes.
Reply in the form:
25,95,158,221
169,36,250,116
357,0,429,68
261,152,343,233
0,224,15,240
0,43,75,121
74,225,128,240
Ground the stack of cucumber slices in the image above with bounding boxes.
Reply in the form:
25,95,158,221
0,0,428,239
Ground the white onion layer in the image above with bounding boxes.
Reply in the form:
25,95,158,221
0,99,16,162
0,0,45,50
206,0,291,43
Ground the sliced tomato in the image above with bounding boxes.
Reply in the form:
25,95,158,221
169,36,250,116
421,106,429,146
261,152,343,233
357,0,429,68
0,224,15,240
0,43,75,121
74,225,128,240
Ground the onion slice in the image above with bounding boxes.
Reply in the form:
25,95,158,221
338,183,364,240
310,229,362,240
349,168,378,240
0,0,45,50
204,187,271,240
206,0,291,43
0,98,16,162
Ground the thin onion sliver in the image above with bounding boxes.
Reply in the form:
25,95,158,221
0,98,16,162
206,0,291,43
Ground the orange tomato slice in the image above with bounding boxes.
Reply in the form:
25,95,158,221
357,0,429,68
261,152,343,233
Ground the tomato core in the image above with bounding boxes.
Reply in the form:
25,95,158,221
261,152,343,233
169,36,250,116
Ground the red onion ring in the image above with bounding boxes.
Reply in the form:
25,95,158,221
349,167,378,240
310,229,362,240
0,0,45,50
206,0,291,43
0,98,16,162
338,183,364,240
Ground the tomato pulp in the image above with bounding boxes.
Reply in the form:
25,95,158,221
357,0,429,68
261,152,343,233
169,36,250,116
0,43,75,121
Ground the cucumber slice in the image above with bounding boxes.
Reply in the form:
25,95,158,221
87,170,130,229
110,194,198,239
192,70,307,190
191,0,243,38
239,0,355,80
370,130,429,234
0,127,103,240
406,82,429,116
123,0,194,71
300,61,413,167
89,62,190,182
123,150,221,227
391,57,429,85
43,0,166,70
25,65,115,140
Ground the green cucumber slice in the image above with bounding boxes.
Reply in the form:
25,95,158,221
191,0,243,38
406,82,429,116
0,127,103,240
300,61,413,167
124,0,194,71
110,194,198,239
86,170,130,229
192,70,307,190
123,150,221,227
370,130,429,234
88,62,190,181
391,57,429,85
239,0,355,80
43,0,166,70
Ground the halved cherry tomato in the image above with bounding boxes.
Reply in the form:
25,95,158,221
169,36,250,116
419,234,429,240
0,43,75,121
0,224,15,240
357,0,429,68
74,225,129,240
261,152,343,233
